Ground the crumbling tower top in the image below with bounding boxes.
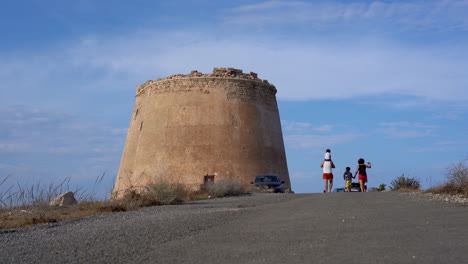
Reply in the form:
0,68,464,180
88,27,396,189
136,68,275,95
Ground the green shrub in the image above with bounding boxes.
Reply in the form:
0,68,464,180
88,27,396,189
390,174,420,190
377,183,386,191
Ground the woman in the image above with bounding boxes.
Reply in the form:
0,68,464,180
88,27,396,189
355,158,371,192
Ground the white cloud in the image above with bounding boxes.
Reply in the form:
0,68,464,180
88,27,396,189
408,146,456,152
436,140,468,145
313,125,334,133
0,106,126,190
0,106,125,159
281,120,312,133
229,1,308,12
290,171,316,179
0,143,31,153
281,121,336,134
224,0,468,31
431,113,461,120
379,122,438,129
378,121,438,138
285,133,361,149
110,128,129,135
1,27,467,108
65,33,468,102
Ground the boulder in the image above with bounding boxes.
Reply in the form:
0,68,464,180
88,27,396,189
50,191,78,206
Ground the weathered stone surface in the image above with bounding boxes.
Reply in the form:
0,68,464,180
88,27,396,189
113,68,291,197
50,191,78,206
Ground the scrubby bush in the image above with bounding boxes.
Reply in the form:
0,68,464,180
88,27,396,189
427,159,468,196
142,183,189,205
205,178,246,198
115,183,190,210
446,160,468,187
377,183,386,191
390,174,420,190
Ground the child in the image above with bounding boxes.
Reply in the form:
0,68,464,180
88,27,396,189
324,149,332,161
343,167,354,192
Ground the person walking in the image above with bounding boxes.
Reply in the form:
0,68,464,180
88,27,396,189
355,158,371,192
343,167,354,192
320,149,335,193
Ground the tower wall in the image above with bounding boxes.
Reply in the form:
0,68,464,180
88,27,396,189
113,68,291,195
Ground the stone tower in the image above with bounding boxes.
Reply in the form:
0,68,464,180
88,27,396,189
113,67,291,195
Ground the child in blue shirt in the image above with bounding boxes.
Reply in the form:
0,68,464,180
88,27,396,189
343,167,354,192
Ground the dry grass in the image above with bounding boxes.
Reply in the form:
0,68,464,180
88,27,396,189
0,175,86,208
0,182,191,230
114,183,192,210
0,202,117,230
425,159,468,198
425,183,468,198
396,187,423,193
0,177,247,230
205,178,246,198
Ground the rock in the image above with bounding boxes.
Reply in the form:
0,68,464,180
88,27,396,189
50,191,78,206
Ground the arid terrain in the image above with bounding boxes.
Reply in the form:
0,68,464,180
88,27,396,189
0,192,467,263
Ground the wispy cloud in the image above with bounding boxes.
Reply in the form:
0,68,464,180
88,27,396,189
224,0,468,31
407,146,456,152
0,106,126,178
378,121,438,138
290,171,317,179
313,125,334,133
435,140,468,145
430,113,462,120
285,133,361,149
1,26,468,108
282,121,336,134
380,122,438,129
281,120,312,133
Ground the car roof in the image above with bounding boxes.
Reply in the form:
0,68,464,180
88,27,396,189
255,175,281,182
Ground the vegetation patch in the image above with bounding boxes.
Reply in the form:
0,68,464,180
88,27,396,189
205,178,247,198
426,160,468,197
390,174,421,190
0,176,248,230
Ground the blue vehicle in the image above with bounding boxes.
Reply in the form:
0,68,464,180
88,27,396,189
333,183,364,192
251,175,285,193
333,188,345,192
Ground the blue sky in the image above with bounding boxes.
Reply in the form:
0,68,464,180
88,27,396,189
0,0,467,195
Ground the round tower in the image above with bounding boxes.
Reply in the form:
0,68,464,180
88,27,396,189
113,67,291,195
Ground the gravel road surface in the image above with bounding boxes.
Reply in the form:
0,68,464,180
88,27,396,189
1,192,467,263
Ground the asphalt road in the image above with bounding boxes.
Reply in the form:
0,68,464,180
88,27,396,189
1,192,467,264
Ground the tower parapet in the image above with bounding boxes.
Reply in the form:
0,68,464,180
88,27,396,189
137,68,274,93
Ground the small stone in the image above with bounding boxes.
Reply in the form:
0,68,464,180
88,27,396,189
50,191,78,206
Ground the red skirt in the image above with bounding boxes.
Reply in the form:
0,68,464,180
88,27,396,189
358,174,367,182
